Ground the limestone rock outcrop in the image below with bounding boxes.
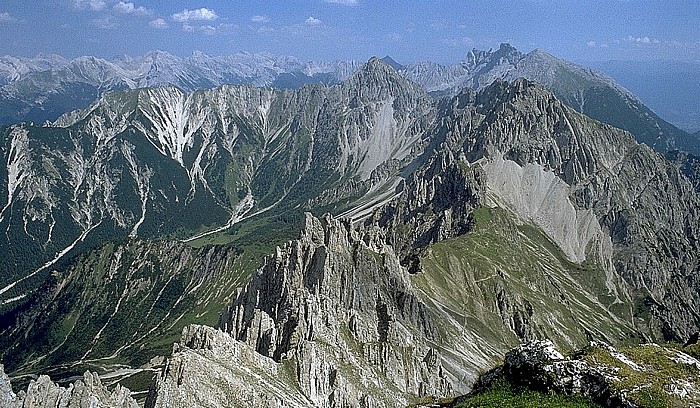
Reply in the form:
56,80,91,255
467,340,700,408
216,212,456,407
0,364,138,408
146,325,313,408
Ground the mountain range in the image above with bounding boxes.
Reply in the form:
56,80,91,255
1,44,698,157
0,48,699,407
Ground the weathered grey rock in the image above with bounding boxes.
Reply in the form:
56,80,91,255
145,78,700,407
0,364,138,408
471,340,634,407
448,78,700,341
469,340,700,408
216,212,456,407
0,365,18,406
146,325,313,408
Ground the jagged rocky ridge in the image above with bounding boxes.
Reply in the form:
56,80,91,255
0,364,138,407
1,46,696,157
2,59,700,405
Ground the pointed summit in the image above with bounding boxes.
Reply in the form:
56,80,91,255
339,57,430,108
380,55,405,71
462,43,524,72
347,57,418,90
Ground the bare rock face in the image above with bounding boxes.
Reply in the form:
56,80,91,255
0,364,138,408
216,212,455,407
144,79,700,407
0,365,17,406
146,325,313,408
469,340,700,408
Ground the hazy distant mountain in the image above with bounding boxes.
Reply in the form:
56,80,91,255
590,60,700,133
400,44,700,155
0,51,361,125
2,45,696,157
0,54,68,85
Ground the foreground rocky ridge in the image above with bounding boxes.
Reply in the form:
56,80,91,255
458,340,700,408
0,364,138,407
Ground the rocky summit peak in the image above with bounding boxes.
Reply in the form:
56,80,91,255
364,56,397,72
342,56,428,101
475,77,558,114
491,43,524,64
462,43,524,72
380,55,405,71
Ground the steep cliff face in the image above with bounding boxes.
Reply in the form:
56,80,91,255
215,212,455,407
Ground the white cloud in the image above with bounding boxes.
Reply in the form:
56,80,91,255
172,8,218,22
149,18,168,29
587,41,596,47
251,15,269,23
323,0,358,4
383,32,402,42
442,36,474,47
114,1,151,16
305,16,322,26
179,22,231,34
74,0,106,11
91,16,118,29
0,12,15,22
627,35,660,44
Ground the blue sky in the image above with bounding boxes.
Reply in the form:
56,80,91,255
0,1,698,64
